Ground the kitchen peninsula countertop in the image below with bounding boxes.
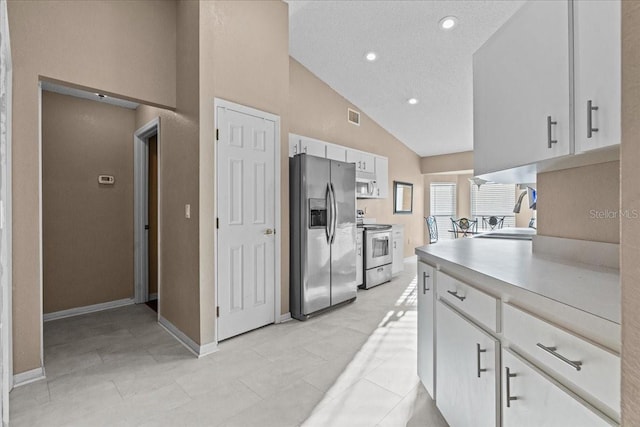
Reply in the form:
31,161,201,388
415,238,620,325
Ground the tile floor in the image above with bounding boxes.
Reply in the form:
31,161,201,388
10,260,448,427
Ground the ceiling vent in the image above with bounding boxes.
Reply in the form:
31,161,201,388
348,108,361,126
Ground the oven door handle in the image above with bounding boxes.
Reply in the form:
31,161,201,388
329,183,337,244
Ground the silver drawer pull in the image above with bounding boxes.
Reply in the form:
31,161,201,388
587,100,599,138
447,290,466,302
423,272,430,294
505,367,518,408
547,116,558,148
476,343,487,378
536,343,582,371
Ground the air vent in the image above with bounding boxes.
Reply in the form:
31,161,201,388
348,108,361,126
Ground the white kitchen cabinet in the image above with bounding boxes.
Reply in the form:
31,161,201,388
288,134,326,158
502,348,614,427
356,229,363,287
346,149,375,174
573,0,621,153
417,261,435,398
391,225,404,275
326,143,347,162
374,156,388,198
436,300,499,427
473,0,571,176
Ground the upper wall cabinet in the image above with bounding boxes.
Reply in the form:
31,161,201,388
289,134,326,158
288,133,389,199
346,150,376,174
473,0,621,179
473,0,571,177
574,0,621,153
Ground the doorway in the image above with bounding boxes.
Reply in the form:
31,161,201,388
134,119,160,311
215,99,281,341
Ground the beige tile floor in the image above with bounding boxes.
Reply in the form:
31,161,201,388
10,260,448,427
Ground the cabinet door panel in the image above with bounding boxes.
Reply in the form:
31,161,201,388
474,0,571,176
502,348,614,427
392,228,404,275
417,262,435,398
374,157,388,198
574,0,621,153
300,138,326,158
326,144,347,162
436,300,499,427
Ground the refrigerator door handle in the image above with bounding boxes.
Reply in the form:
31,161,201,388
329,183,337,244
325,183,332,243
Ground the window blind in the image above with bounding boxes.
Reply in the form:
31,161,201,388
430,183,457,239
470,183,517,228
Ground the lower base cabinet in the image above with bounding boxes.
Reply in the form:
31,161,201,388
417,262,435,397
502,348,615,426
436,300,499,427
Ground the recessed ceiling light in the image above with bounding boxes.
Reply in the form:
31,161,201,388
408,98,419,105
365,52,377,62
439,16,458,30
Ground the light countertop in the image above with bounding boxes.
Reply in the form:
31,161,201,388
415,238,620,324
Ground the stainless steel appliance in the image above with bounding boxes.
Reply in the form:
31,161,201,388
361,224,393,289
290,154,357,320
356,176,378,199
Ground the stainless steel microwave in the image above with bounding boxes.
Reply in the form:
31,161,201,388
356,178,378,198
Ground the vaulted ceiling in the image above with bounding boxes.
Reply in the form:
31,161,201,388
288,0,525,157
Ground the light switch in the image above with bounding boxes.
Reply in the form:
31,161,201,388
98,175,115,185
185,204,191,219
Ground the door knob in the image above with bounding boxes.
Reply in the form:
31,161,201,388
264,229,274,235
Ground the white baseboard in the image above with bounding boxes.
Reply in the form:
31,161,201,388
404,255,417,262
149,293,158,301
158,315,218,358
279,312,292,323
13,367,45,388
43,298,135,322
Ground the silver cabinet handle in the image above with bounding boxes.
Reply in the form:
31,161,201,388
363,161,366,170
536,343,582,371
447,290,466,301
377,188,380,196
294,145,298,154
303,145,308,153
423,272,430,294
358,247,361,256
393,241,397,249
505,367,518,408
547,116,558,148
587,100,599,138
476,343,487,378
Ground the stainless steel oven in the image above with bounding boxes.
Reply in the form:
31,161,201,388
362,225,392,289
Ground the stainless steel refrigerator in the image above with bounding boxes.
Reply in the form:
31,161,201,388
290,153,357,320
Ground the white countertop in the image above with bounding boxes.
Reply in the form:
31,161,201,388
415,238,620,324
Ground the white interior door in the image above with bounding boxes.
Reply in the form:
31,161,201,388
216,104,276,341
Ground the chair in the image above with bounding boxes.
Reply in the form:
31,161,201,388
425,216,438,244
451,217,478,238
482,216,505,230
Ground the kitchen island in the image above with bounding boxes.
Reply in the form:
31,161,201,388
416,237,620,426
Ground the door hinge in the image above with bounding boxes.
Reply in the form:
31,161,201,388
216,306,220,318
216,128,219,141
216,217,219,229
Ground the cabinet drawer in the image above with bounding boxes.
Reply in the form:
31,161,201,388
438,272,499,333
503,303,620,418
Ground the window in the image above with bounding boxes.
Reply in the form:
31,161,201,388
470,183,517,228
430,183,456,239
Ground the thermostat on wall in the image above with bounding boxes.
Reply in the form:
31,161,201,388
98,175,115,185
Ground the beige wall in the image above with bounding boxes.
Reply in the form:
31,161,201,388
42,92,135,313
8,0,177,373
133,0,202,344
420,151,473,175
207,0,290,317
290,59,424,257
621,1,640,424
536,161,620,244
